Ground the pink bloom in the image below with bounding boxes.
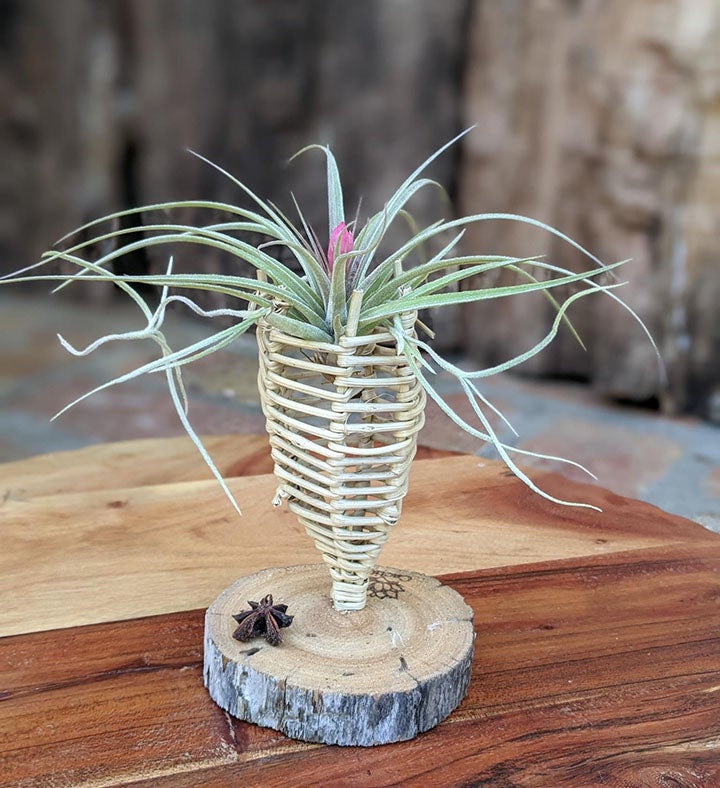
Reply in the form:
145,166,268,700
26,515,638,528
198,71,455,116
327,222,354,271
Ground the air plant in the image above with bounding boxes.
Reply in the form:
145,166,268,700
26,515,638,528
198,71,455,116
1,128,657,513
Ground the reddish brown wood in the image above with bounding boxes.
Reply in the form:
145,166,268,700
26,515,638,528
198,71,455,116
2,436,718,783
0,612,295,785
2,543,720,786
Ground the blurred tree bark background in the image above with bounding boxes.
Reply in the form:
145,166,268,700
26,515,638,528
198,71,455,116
1,0,718,420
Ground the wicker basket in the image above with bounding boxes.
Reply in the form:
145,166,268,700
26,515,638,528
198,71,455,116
256,309,426,611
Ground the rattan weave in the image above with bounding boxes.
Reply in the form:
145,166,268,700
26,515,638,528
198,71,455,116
257,310,426,611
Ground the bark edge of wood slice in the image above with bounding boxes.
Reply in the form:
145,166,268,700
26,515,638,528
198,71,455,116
203,564,475,746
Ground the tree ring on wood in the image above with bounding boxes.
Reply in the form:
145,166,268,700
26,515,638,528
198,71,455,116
203,564,475,746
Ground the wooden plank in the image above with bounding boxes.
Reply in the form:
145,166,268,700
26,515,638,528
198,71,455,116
0,612,302,786
2,545,719,786
0,435,456,498
0,434,274,497
2,454,708,637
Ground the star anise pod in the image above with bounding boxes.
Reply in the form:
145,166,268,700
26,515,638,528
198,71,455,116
232,594,293,646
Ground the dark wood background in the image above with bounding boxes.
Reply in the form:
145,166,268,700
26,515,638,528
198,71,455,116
1,0,718,419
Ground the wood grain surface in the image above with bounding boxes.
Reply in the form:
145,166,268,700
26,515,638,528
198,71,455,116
0,439,702,637
2,547,719,786
2,436,720,785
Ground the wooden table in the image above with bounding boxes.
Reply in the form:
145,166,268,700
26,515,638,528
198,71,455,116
2,436,720,786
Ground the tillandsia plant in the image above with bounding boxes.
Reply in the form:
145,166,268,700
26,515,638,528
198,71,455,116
2,128,656,526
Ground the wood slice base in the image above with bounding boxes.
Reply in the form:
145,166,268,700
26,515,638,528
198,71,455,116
203,564,475,746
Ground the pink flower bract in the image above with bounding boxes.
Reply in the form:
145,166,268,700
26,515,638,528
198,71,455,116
327,222,354,270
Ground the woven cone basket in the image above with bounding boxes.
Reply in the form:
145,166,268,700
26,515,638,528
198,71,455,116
256,308,426,611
